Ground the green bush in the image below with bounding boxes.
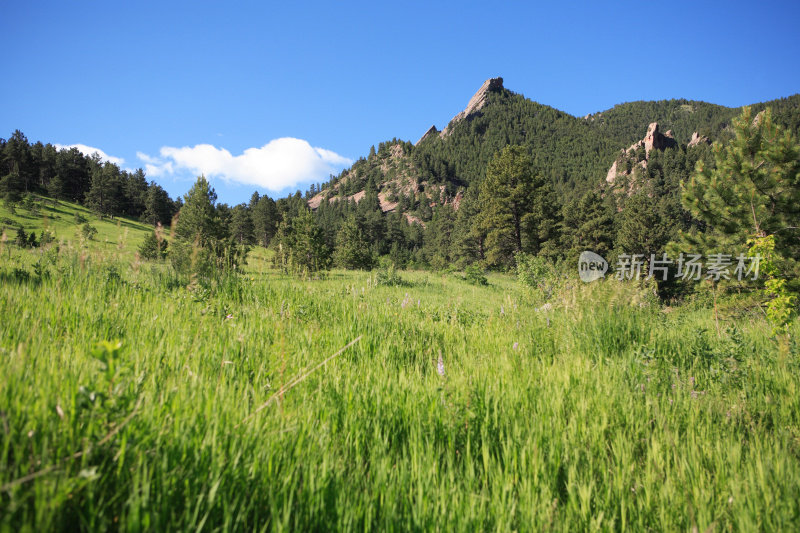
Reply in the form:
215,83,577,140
169,239,215,279
516,252,560,299
138,231,168,260
14,227,28,247
374,261,405,286
81,223,97,240
464,264,488,285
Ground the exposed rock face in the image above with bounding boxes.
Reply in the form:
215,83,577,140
416,125,439,146
605,160,622,184
606,122,679,187
440,77,504,137
687,131,712,148
642,122,677,157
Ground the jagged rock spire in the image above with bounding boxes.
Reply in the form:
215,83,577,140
440,77,504,138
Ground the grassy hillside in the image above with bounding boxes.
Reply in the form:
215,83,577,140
1,236,799,530
0,195,155,265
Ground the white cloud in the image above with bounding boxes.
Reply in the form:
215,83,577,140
54,144,125,166
137,138,352,192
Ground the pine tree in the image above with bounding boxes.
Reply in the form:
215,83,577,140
272,209,330,274
251,194,278,246
423,205,455,269
123,168,148,217
86,161,122,217
230,204,255,244
358,176,386,253
561,190,615,260
47,174,66,200
0,167,24,203
477,145,559,268
174,175,219,244
138,231,168,260
677,107,800,285
333,213,374,269
15,227,28,247
143,183,175,226
615,190,677,259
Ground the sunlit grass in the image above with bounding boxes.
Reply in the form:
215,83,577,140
0,241,798,530
0,196,154,266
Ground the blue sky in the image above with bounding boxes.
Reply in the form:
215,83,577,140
2,0,799,205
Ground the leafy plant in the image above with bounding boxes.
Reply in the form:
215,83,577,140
81,222,98,240
373,261,405,286
749,235,798,336
138,230,168,260
464,264,488,286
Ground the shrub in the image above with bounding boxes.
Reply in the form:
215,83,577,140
39,229,56,246
15,227,28,247
464,264,488,286
516,252,560,299
374,262,404,286
81,223,98,240
138,231,168,260
169,238,215,279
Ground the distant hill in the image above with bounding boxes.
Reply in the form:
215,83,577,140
309,78,800,210
0,195,155,264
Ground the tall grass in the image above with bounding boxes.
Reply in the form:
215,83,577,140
1,249,799,531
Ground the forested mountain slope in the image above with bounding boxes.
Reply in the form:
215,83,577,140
312,79,800,206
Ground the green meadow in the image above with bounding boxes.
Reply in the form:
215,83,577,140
1,202,799,531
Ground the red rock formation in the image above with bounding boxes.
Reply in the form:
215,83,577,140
440,77,504,137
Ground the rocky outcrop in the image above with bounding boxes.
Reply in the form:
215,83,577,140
440,77,504,137
416,125,439,146
687,131,711,148
606,122,678,186
642,122,677,157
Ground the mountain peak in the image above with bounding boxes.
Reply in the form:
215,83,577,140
415,125,439,146
440,77,504,138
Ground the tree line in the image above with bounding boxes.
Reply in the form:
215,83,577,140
4,100,798,322
1,130,177,226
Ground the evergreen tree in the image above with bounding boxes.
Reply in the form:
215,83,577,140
561,190,615,259
47,174,66,200
215,203,233,240
2,130,32,194
86,160,122,217
143,183,175,226
358,176,386,253
124,168,148,217
0,166,24,203
615,190,677,259
251,194,279,246
677,107,800,287
423,205,456,269
138,231,168,260
272,209,330,274
230,204,255,244
477,145,558,267
174,175,219,244
333,213,374,269
451,187,485,266
55,147,91,202
15,227,28,247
